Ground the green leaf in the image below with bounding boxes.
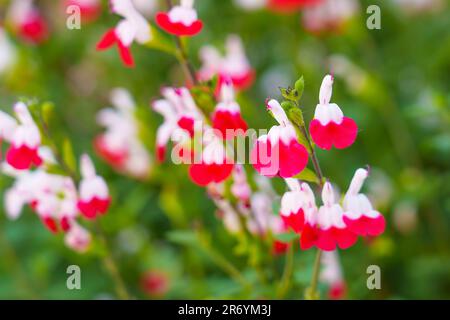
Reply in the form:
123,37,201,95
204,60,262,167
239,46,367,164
62,138,77,173
294,76,305,101
293,168,319,184
274,232,299,243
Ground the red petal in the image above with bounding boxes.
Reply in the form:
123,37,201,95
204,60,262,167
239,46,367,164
156,12,203,36
212,110,248,139
96,29,117,50
42,216,58,233
117,41,134,67
310,117,358,150
278,140,309,178
6,145,42,170
281,208,305,233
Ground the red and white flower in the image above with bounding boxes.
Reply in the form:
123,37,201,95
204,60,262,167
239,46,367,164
280,178,315,233
77,154,111,219
95,88,152,179
212,81,248,139
64,0,102,23
198,35,255,91
342,168,386,237
189,135,233,186
304,182,357,251
97,0,152,67
152,87,202,162
302,0,359,34
3,168,78,233
251,99,308,178
156,0,203,37
309,74,358,150
7,0,49,44
5,102,42,170
231,165,251,204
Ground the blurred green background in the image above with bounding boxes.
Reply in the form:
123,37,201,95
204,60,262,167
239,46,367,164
0,0,449,299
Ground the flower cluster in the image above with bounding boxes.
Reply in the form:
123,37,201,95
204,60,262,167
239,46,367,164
280,169,385,251
95,88,152,179
1,102,110,252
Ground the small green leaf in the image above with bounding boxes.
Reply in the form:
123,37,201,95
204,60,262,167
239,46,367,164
274,232,299,243
294,76,305,100
41,102,55,127
62,138,77,173
279,87,299,102
293,168,319,184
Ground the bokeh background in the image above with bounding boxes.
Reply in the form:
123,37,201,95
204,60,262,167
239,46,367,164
0,0,449,299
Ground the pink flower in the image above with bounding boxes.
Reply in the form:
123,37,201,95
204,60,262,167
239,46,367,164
141,270,170,297
5,102,42,170
198,35,255,91
65,222,91,253
251,99,308,178
231,165,252,203
268,0,323,12
8,0,48,44
189,137,233,186
77,154,110,219
65,0,102,23
95,88,151,178
212,81,248,138
156,0,203,37
309,182,357,251
342,168,386,237
309,74,358,150
97,0,152,67
302,0,359,34
320,251,347,300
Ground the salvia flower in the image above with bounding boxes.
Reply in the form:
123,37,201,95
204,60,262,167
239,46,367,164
77,154,111,219
268,0,323,12
4,169,78,233
251,99,308,178
212,81,248,138
309,74,358,150
156,0,203,37
342,168,386,236
280,178,315,233
5,102,43,170
64,222,92,253
65,0,102,23
152,87,202,162
97,0,152,67
95,88,152,179
198,35,255,91
188,134,233,186
8,0,49,44
302,0,359,34
320,251,347,300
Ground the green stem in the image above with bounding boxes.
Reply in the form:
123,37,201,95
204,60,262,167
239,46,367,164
94,221,131,300
276,243,294,299
197,229,251,291
305,249,322,300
